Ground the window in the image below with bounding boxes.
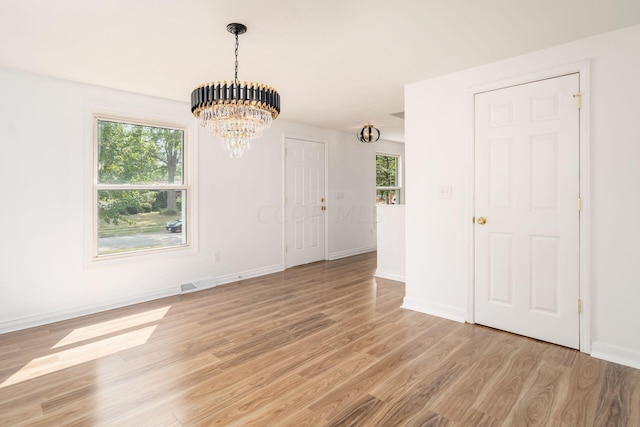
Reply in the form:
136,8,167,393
94,117,189,256
376,154,401,205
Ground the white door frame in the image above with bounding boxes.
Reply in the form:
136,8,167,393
282,134,329,268
466,61,591,353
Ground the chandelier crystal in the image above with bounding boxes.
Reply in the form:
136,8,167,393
191,23,280,158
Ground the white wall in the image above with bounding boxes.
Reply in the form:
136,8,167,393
0,67,377,332
375,205,405,282
404,25,640,368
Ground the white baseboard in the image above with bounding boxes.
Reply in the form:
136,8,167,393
328,245,376,261
401,296,466,323
374,269,405,282
590,341,640,370
0,286,177,335
215,264,284,286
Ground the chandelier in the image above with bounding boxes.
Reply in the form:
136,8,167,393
191,23,280,158
357,125,380,143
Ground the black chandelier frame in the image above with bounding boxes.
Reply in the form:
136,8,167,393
190,23,280,121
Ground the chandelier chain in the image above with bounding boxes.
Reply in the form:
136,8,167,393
234,32,239,85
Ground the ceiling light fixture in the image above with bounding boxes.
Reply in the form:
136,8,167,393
190,23,280,158
357,125,380,143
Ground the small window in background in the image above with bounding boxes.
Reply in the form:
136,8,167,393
95,118,188,256
376,154,401,205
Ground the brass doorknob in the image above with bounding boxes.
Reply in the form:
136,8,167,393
477,217,487,225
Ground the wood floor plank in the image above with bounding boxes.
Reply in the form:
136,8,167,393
556,353,605,425
0,403,43,426
454,407,501,427
503,360,569,426
171,337,351,425
236,351,378,426
308,335,437,422
34,352,223,425
325,394,387,427
0,252,638,426
272,408,327,427
371,360,466,426
592,362,640,426
411,410,452,427
474,338,547,422
428,333,518,422
368,332,466,404
191,371,307,426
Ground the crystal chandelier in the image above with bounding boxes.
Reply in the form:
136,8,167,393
191,23,280,158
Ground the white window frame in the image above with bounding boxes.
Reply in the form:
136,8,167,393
376,152,402,205
91,113,192,259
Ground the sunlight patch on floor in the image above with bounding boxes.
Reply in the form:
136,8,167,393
1,325,158,388
52,306,171,349
1,306,171,388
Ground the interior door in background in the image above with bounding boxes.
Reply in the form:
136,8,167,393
285,138,326,268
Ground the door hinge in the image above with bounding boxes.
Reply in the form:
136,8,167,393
573,93,582,109
577,299,582,313
285,147,287,156
578,197,582,211
285,244,288,253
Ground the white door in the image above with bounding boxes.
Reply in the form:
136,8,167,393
474,74,580,349
285,138,326,268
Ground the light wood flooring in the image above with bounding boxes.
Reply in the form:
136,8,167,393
0,252,639,426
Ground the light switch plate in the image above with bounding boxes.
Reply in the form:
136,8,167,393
438,185,452,199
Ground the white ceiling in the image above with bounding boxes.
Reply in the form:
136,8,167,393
2,1,640,142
